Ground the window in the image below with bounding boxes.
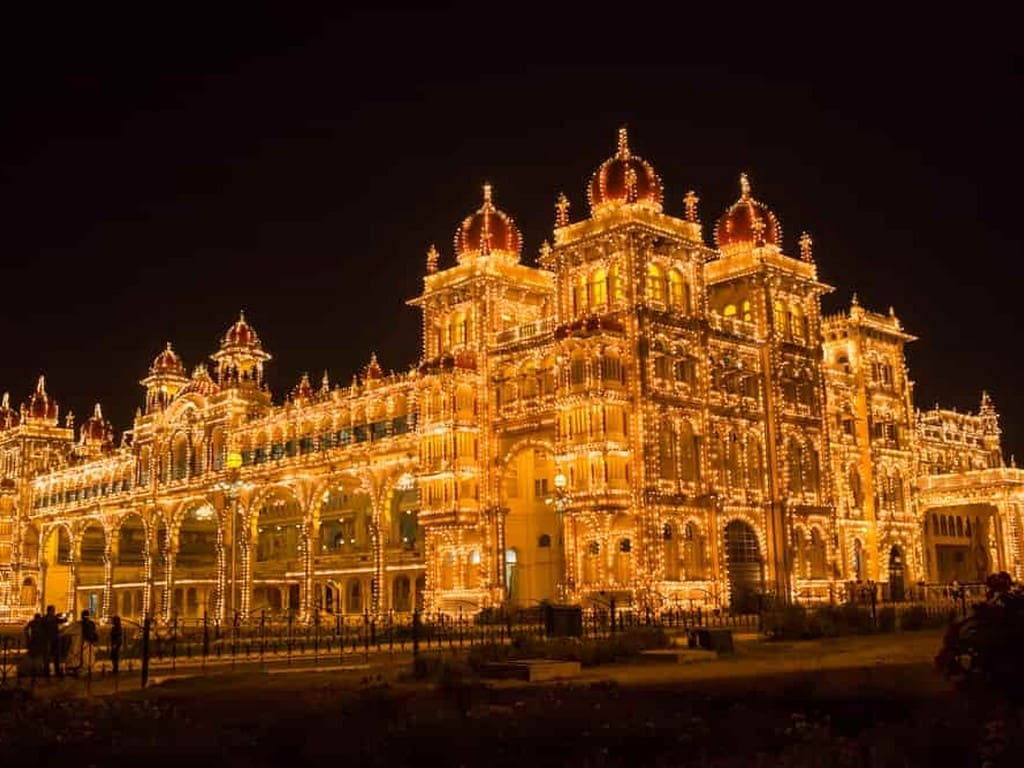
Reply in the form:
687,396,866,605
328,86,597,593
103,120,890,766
647,263,666,304
538,534,552,548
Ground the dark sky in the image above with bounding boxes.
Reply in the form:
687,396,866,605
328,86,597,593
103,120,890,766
1,7,1021,459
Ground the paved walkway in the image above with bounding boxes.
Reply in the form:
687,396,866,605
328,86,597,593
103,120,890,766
3,627,949,700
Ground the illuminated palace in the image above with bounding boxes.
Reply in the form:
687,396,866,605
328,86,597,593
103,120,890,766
2,129,1023,624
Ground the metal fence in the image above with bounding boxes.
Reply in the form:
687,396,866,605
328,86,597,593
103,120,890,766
0,598,961,689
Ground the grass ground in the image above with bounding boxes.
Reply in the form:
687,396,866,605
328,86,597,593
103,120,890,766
1,628,1021,766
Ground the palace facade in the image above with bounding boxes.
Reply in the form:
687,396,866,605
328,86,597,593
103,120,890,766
2,129,1022,624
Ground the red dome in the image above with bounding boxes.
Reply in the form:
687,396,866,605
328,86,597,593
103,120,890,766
714,173,782,253
588,128,663,216
25,375,58,422
292,372,314,401
454,184,521,261
222,311,262,348
151,342,185,376
80,403,113,444
178,364,220,398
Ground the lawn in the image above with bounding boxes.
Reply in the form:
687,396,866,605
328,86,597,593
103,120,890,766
1,628,1021,767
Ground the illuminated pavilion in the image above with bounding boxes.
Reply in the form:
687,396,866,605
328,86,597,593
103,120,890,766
2,129,1022,624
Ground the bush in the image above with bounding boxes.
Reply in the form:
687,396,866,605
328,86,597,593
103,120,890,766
936,571,1024,704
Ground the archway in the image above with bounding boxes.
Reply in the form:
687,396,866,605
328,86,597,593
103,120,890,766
317,482,372,557
500,445,562,607
78,521,107,617
40,525,73,613
175,504,219,618
252,487,303,618
888,545,906,601
724,520,763,613
114,512,147,620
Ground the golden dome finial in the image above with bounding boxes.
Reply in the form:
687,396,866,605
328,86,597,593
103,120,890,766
426,244,439,274
683,190,700,222
555,192,570,228
799,231,813,262
739,173,751,200
617,126,631,160
482,182,493,207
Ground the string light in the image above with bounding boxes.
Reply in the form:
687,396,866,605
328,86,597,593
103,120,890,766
1,128,1021,625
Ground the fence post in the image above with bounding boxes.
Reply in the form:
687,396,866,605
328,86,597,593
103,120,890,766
202,610,210,672
260,610,266,665
140,616,151,688
412,609,420,658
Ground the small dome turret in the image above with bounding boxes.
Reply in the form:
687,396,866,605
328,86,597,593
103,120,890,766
714,173,783,256
454,184,522,264
587,127,663,216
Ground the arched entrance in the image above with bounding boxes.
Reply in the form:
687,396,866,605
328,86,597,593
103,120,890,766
116,512,147,621
724,520,763,613
888,545,906,601
175,504,219,618
40,525,73,613
500,445,562,607
78,522,107,617
253,488,303,618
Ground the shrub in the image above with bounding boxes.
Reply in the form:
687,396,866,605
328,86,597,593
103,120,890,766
936,571,1024,704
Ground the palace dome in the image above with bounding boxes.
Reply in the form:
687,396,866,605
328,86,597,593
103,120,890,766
25,375,58,422
178,364,220,398
454,184,522,263
150,342,185,376
80,403,113,445
714,173,782,254
588,127,663,216
222,311,262,349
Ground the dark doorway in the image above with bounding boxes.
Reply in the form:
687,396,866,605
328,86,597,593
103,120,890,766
888,545,905,601
725,520,763,613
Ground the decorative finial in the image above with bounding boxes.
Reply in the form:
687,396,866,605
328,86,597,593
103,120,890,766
482,183,492,206
239,309,246,323
1011,454,1017,469
65,411,74,429
683,190,700,223
539,240,552,265
799,232,813,262
889,305,896,317
851,292,860,307
1,393,8,409
165,341,174,352
321,370,330,393
35,375,46,394
617,126,630,160
739,173,751,200
93,403,103,419
555,192,570,228
426,244,439,274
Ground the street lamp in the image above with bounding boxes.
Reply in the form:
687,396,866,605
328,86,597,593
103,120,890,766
222,451,244,621
551,469,569,602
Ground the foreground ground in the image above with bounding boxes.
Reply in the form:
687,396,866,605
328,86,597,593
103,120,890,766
2,629,1022,766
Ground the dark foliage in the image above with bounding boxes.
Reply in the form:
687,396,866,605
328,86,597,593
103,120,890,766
936,571,1024,704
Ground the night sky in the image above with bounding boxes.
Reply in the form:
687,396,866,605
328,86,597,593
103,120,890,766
1,8,1020,458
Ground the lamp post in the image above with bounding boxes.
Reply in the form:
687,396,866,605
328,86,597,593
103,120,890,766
223,451,244,622
552,469,569,602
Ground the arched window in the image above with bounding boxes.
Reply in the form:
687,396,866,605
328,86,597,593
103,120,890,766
569,351,587,391
684,522,705,579
347,579,362,614
171,433,189,481
809,529,827,579
647,263,666,304
590,268,608,309
679,422,699,483
663,523,680,580
789,304,805,342
614,538,632,585
659,423,678,481
505,548,519,599
787,438,804,495
667,269,686,311
608,264,624,305
773,300,787,334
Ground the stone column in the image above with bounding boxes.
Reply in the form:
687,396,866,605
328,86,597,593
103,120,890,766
239,522,252,620
162,537,177,622
301,512,316,622
67,557,78,616
102,529,118,619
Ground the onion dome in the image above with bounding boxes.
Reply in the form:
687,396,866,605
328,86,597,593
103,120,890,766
714,173,783,256
292,372,314,401
178,364,220,398
588,127,663,216
150,342,185,377
0,392,20,431
454,184,522,264
220,310,265,352
24,375,58,423
80,403,114,445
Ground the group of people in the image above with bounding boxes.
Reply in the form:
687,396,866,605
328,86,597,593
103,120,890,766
21,606,123,678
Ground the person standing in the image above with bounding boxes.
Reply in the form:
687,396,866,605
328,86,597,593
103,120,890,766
108,615,123,676
42,605,66,677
